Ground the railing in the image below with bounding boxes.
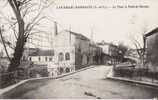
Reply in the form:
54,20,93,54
113,65,158,83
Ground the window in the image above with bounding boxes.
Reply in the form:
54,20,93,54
38,57,41,61
59,67,64,73
22,56,26,61
58,52,64,61
45,57,48,62
29,57,32,61
49,57,52,61
65,68,70,73
65,52,70,60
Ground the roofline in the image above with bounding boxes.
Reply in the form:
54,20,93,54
145,27,158,37
65,30,90,41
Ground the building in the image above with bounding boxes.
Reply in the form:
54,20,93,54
145,27,158,71
43,22,102,76
22,48,54,77
23,23,102,77
27,49,54,65
50,29,102,76
97,41,123,64
97,41,111,64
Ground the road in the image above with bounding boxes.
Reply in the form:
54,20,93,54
4,65,158,99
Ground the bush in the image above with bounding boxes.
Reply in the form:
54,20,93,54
29,66,48,78
0,72,16,88
113,67,134,78
145,71,158,80
113,66,158,79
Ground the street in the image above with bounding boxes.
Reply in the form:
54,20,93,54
4,65,158,99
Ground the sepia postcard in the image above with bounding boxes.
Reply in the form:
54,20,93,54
0,0,158,99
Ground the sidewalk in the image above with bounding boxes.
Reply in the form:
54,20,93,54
106,67,158,88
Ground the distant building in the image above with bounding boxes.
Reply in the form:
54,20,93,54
97,41,123,64
108,43,122,64
27,49,54,65
97,41,111,64
22,48,53,77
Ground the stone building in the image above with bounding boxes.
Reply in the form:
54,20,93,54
46,23,102,76
145,27,158,71
23,23,102,77
49,29,101,76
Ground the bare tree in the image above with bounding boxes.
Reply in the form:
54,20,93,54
0,0,54,73
129,26,147,67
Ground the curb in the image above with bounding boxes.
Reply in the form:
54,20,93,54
0,65,98,98
107,76,158,88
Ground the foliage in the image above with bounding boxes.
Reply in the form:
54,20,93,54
29,66,48,78
117,43,128,60
109,42,128,63
0,0,53,72
0,0,53,86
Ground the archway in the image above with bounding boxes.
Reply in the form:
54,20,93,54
59,67,64,73
65,52,70,60
65,68,70,73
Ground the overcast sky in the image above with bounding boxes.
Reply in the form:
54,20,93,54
48,0,158,48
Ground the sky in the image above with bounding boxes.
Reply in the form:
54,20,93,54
0,0,158,54
48,0,158,48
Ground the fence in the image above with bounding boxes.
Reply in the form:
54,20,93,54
113,66,158,83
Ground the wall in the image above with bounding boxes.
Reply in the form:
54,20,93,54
51,30,76,74
28,56,54,65
74,37,91,69
146,32,158,71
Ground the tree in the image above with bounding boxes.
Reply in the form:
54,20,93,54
0,0,53,73
117,42,128,62
129,26,147,67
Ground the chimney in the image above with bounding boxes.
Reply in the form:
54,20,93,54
54,21,58,36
